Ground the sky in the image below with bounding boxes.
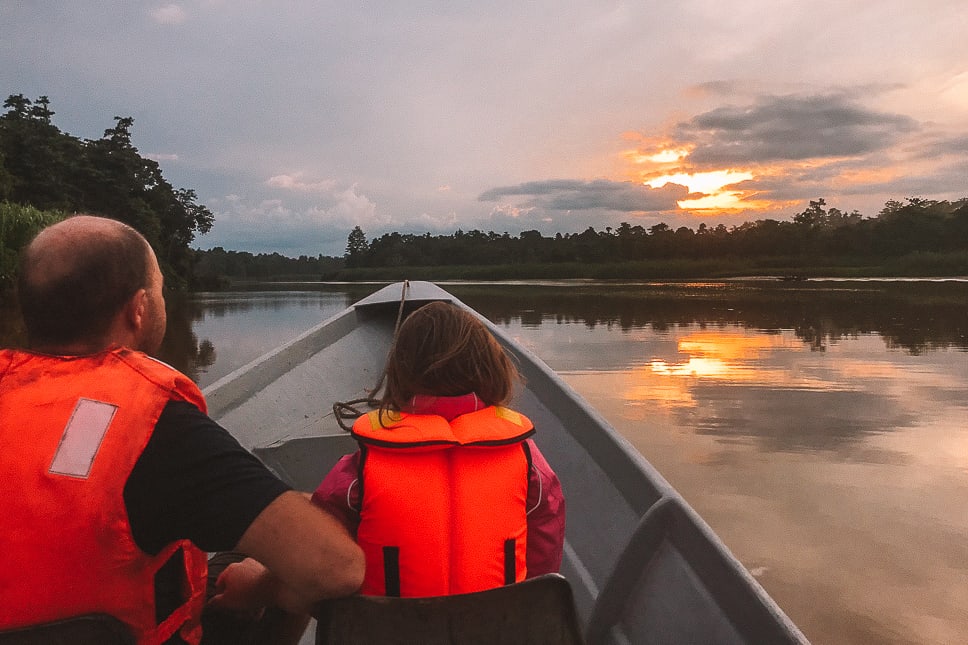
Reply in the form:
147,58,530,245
2,1,967,257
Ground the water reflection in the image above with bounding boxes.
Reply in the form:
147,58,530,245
450,280,968,354
164,288,364,384
447,281,968,458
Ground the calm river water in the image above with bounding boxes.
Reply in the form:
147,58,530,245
3,279,966,643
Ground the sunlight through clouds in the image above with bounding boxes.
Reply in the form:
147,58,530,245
645,170,754,195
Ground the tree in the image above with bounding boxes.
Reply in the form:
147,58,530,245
0,94,80,210
794,198,828,229
0,94,215,289
0,149,13,200
345,226,368,267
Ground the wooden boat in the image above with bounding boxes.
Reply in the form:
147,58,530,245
203,281,809,645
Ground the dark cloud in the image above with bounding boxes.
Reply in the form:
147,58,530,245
910,132,968,158
676,94,919,165
690,80,747,96
478,179,689,212
839,160,968,198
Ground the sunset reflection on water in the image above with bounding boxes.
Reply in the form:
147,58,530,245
518,323,967,645
649,330,796,383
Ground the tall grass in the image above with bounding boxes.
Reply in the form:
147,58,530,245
0,202,67,289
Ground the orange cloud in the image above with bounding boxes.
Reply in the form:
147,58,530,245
621,138,793,217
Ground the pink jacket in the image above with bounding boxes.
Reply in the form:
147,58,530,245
311,394,565,577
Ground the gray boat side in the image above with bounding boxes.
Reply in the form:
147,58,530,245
203,281,808,645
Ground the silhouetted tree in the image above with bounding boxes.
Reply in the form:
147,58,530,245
0,94,214,288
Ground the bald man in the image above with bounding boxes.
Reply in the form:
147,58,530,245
0,216,364,644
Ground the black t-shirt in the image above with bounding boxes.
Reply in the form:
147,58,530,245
123,400,291,555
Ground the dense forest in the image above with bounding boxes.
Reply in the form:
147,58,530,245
333,197,968,279
191,247,343,286
0,94,213,289
189,195,968,283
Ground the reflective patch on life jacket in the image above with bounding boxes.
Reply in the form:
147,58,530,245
48,398,117,478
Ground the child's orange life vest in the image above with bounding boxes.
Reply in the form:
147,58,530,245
351,406,534,597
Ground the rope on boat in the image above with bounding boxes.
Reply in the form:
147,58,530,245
332,280,411,432
333,397,380,432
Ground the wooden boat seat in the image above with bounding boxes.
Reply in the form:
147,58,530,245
313,573,585,644
0,615,134,645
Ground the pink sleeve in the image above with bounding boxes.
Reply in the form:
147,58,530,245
525,440,566,577
310,451,362,535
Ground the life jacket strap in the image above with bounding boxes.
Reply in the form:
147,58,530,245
384,546,401,597
504,539,516,585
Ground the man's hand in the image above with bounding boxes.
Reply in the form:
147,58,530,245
234,490,365,613
209,557,270,619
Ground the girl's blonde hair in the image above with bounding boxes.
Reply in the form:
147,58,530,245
381,301,519,411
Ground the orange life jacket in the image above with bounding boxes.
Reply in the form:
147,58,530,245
0,347,208,645
351,406,534,597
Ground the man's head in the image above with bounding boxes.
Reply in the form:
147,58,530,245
17,215,166,355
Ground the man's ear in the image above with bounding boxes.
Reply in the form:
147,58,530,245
124,288,149,332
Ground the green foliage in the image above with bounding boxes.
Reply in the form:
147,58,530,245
192,247,344,284
0,94,214,289
334,197,968,279
0,202,67,288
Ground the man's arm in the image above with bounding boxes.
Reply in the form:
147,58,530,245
228,491,364,613
126,400,364,612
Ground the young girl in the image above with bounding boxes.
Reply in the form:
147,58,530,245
312,301,565,598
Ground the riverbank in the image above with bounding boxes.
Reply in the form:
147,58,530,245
298,251,968,283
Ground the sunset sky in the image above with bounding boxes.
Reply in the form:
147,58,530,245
3,1,967,256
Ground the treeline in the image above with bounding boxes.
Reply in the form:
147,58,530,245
343,197,968,275
0,94,213,289
190,196,968,284
192,247,343,286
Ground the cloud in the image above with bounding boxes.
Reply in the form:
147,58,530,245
149,4,188,25
674,93,919,165
199,184,382,255
911,132,968,159
146,152,179,162
266,174,338,193
478,179,689,212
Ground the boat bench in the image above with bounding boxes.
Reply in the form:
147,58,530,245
313,573,585,645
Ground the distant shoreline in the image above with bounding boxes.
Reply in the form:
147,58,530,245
237,255,968,285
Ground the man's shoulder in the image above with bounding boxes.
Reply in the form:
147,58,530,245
113,347,185,377
112,349,206,408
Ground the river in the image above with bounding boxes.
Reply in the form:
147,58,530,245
3,279,966,643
